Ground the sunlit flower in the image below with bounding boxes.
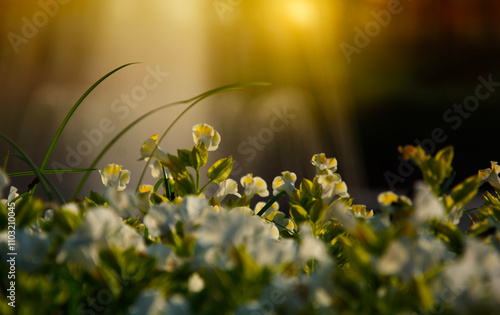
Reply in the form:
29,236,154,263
377,191,398,206
350,204,374,219
99,163,130,191
377,191,412,207
317,174,348,204
478,161,500,189
135,185,153,214
149,159,172,181
192,123,221,151
213,178,241,204
311,153,338,175
139,134,168,162
240,174,269,199
231,206,255,216
273,212,295,232
272,171,297,196
254,201,279,220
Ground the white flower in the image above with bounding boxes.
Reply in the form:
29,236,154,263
240,174,269,199
146,242,183,272
187,273,205,293
311,153,338,175
56,207,145,270
135,185,153,214
99,163,130,191
0,227,50,272
317,174,348,204
478,161,500,189
144,196,212,237
324,202,357,231
272,212,295,232
377,234,449,282
149,159,172,180
139,134,168,162
254,201,279,219
192,123,221,151
213,178,241,204
412,181,445,225
195,211,297,269
1,186,19,206
0,170,8,196
128,290,190,315
272,171,297,196
441,239,500,310
231,206,255,216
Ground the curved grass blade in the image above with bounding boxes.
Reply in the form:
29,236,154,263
40,62,139,171
0,134,64,203
135,82,270,191
257,191,286,216
12,154,65,204
73,82,270,199
7,168,96,177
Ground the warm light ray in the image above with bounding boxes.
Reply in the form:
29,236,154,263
285,0,316,26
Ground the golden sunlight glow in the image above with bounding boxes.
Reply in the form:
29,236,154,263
285,0,316,26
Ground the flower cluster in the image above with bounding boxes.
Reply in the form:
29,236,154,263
2,127,500,315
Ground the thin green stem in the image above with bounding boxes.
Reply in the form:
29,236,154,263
196,170,200,193
199,180,212,194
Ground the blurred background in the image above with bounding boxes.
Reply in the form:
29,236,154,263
1,0,500,208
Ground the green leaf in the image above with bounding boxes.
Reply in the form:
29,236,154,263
289,203,309,224
191,145,208,170
174,171,197,196
165,153,187,176
53,207,82,234
177,149,193,167
151,192,169,204
430,220,464,254
309,199,326,223
450,175,480,208
10,197,45,228
207,156,234,184
85,190,106,206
